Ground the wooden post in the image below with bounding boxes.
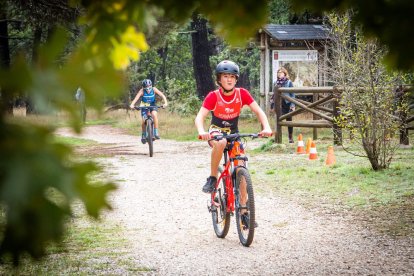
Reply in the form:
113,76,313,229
312,93,318,140
264,37,270,113
259,32,266,110
274,86,282,143
332,97,342,145
398,86,411,145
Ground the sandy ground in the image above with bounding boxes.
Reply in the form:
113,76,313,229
56,125,414,275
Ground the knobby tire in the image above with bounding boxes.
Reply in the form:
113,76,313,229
146,120,154,157
235,167,255,247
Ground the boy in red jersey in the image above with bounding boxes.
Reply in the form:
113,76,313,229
195,60,272,194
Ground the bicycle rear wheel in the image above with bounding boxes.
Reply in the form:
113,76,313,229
211,167,230,238
146,120,154,157
235,167,255,247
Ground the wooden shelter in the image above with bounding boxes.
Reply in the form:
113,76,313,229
257,24,330,112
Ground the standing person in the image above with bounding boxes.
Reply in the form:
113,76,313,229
75,87,86,123
275,67,295,143
195,60,272,194
130,79,168,143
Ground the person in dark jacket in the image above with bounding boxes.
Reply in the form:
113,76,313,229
275,67,295,143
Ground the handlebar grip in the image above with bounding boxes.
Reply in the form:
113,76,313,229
258,132,273,138
198,134,213,140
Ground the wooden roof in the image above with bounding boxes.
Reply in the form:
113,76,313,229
263,24,330,41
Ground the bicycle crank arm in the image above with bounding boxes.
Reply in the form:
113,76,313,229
207,200,219,213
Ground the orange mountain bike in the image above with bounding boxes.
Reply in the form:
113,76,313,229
206,133,263,247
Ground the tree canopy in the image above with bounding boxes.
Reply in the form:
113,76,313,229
290,0,414,71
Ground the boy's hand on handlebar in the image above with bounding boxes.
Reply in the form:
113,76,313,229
129,104,135,109
198,132,210,141
162,103,168,108
259,128,273,137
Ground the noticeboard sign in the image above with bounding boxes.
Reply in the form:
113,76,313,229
272,50,318,87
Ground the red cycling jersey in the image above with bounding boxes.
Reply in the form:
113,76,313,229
202,87,255,133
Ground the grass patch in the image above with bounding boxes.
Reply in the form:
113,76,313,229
0,218,151,274
250,138,414,236
253,139,289,153
54,136,98,147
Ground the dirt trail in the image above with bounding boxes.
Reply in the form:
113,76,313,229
57,125,414,275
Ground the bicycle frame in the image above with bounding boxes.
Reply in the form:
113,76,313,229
213,150,235,213
211,138,247,214
143,109,154,127
134,105,163,126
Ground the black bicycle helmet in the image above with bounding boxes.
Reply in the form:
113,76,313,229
142,79,152,88
215,60,240,78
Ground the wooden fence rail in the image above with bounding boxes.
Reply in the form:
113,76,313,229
273,86,342,145
273,85,413,145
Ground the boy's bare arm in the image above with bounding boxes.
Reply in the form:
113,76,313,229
130,89,143,108
154,87,168,106
195,107,210,140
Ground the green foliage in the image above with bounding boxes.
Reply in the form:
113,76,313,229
290,0,414,71
268,0,292,24
145,0,269,46
0,121,116,263
165,78,200,115
212,43,261,98
326,11,408,170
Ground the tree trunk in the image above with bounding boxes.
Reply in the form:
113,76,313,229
157,44,168,85
191,13,215,100
237,69,251,90
26,26,43,114
0,7,13,115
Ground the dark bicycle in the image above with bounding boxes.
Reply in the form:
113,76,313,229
133,105,164,157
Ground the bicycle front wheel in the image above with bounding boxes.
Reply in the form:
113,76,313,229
211,167,230,238
146,120,154,157
235,167,255,247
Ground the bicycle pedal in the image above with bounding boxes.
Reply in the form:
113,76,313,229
207,201,215,213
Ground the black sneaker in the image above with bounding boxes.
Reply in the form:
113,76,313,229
241,213,258,229
141,134,146,144
202,176,217,193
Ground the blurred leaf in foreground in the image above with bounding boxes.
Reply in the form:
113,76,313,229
0,121,116,264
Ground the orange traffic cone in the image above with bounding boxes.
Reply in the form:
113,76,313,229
309,141,318,160
325,146,336,166
305,138,312,155
296,134,305,154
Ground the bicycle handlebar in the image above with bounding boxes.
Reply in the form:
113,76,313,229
133,105,165,111
198,133,269,141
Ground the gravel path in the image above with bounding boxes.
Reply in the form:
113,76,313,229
57,125,414,275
